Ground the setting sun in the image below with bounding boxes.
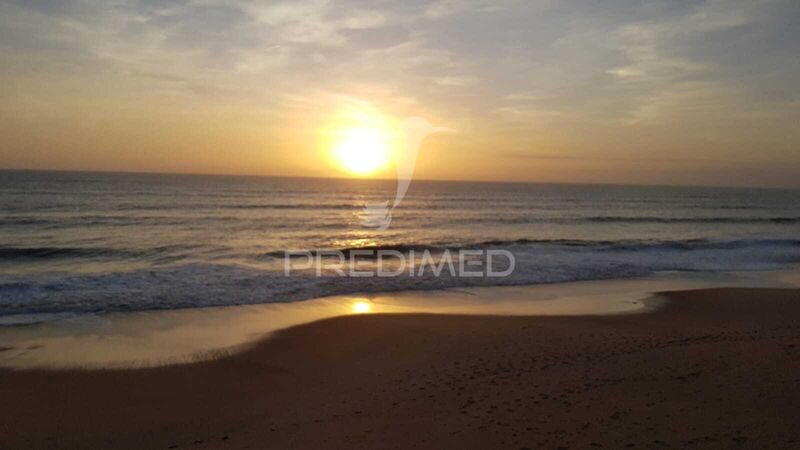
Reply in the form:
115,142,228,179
333,127,390,175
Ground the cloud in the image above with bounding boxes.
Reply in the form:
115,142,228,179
503,152,767,165
434,75,477,86
423,0,506,19
1,0,799,184
340,10,387,29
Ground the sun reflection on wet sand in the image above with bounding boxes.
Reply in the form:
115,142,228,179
352,301,372,314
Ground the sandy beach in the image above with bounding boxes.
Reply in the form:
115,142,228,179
2,287,800,449
4,0,800,447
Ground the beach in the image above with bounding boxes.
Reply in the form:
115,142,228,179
3,286,800,449
3,0,800,448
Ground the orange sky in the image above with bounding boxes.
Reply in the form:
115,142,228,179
1,0,799,188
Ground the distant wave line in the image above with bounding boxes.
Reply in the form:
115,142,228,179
268,238,800,259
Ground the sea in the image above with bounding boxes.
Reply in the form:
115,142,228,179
1,170,799,324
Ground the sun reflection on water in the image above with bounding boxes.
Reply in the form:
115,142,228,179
331,228,381,249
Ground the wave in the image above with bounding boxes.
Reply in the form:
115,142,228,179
0,218,53,226
581,216,800,224
494,237,800,251
268,238,800,258
0,246,129,260
268,243,445,259
108,203,374,212
2,236,799,320
453,215,800,226
0,244,206,261
4,238,798,265
8,211,800,231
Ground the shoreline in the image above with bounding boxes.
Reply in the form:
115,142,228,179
2,286,800,448
2,269,793,369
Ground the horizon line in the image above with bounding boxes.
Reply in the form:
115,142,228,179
1,167,798,191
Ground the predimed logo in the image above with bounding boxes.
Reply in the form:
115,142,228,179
285,115,516,278
360,117,453,230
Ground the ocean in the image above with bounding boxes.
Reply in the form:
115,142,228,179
1,170,799,323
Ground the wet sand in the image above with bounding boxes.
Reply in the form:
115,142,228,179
2,287,800,449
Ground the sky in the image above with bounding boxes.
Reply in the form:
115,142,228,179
1,0,799,187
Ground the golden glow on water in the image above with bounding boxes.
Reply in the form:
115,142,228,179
352,301,372,314
331,230,381,249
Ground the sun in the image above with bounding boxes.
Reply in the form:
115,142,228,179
333,126,390,175
323,102,395,176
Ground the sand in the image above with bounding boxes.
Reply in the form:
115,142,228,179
2,287,800,449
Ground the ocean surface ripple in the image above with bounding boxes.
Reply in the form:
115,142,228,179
2,170,799,323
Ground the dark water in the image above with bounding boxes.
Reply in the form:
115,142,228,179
1,170,799,322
